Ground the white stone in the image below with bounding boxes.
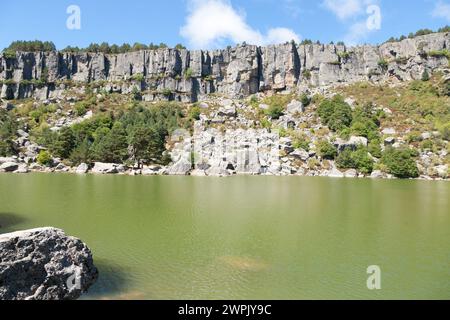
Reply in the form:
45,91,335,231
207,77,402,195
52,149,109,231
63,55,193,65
370,170,386,179
344,169,358,178
91,162,118,174
382,128,396,135
286,100,304,114
0,162,19,172
328,168,344,178
76,163,89,174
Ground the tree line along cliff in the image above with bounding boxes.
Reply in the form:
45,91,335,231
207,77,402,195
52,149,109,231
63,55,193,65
1,32,449,102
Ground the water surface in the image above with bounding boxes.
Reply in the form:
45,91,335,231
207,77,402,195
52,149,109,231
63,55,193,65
0,174,448,299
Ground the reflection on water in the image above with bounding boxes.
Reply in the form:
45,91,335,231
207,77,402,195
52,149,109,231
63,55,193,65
0,212,28,233
218,256,269,272
0,173,449,300
83,259,130,300
99,291,146,300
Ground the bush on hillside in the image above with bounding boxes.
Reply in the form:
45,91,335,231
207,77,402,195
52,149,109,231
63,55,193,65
317,95,353,132
381,147,419,178
317,140,338,160
336,147,374,174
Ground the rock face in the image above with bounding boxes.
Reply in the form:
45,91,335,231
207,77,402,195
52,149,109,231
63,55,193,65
1,32,449,101
0,227,98,300
186,123,281,176
91,162,119,174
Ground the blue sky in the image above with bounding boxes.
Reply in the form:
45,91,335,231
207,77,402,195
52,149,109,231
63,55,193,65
1,0,450,50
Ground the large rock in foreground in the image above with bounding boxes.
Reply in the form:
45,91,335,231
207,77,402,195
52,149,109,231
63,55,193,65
0,227,98,300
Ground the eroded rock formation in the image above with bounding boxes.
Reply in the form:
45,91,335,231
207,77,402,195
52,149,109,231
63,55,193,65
1,32,449,101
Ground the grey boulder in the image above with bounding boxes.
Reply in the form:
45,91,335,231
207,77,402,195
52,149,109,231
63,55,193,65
91,162,118,174
0,162,19,172
76,163,89,174
0,227,98,300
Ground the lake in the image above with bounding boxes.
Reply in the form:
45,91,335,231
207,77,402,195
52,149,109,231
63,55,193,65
0,173,449,299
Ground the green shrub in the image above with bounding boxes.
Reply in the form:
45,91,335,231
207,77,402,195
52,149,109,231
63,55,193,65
428,49,450,59
2,79,16,85
351,147,374,174
184,68,194,79
381,147,419,178
131,86,142,101
37,150,52,166
3,50,16,59
378,59,389,70
265,104,284,120
302,69,311,80
318,95,353,132
443,81,450,96
162,89,173,97
317,140,338,160
203,75,213,82
420,139,434,151
336,149,355,169
350,104,380,140
29,104,57,124
336,147,374,174
75,102,88,116
249,95,259,107
260,118,272,129
368,139,382,158
293,137,310,151
338,51,351,61
131,73,145,82
439,122,450,140
299,93,311,107
188,106,201,121
0,109,19,156
421,70,430,82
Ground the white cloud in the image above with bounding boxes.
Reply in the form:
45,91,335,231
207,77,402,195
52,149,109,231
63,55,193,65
265,28,301,45
432,1,450,21
180,0,300,49
322,0,381,45
322,0,364,20
344,21,371,45
283,0,303,18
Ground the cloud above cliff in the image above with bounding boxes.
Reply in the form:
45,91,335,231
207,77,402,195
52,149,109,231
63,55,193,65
432,1,450,21
321,0,381,45
322,0,364,20
180,0,300,49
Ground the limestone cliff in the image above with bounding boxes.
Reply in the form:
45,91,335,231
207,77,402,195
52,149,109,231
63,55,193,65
1,32,449,101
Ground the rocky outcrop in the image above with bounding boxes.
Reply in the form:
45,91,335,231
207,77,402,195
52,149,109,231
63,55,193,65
1,32,449,101
0,227,98,300
187,122,281,177
91,162,123,174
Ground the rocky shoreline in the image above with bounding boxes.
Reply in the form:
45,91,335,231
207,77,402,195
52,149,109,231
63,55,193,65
0,157,447,181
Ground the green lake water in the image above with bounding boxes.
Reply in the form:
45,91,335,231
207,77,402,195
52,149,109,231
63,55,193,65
0,173,449,300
